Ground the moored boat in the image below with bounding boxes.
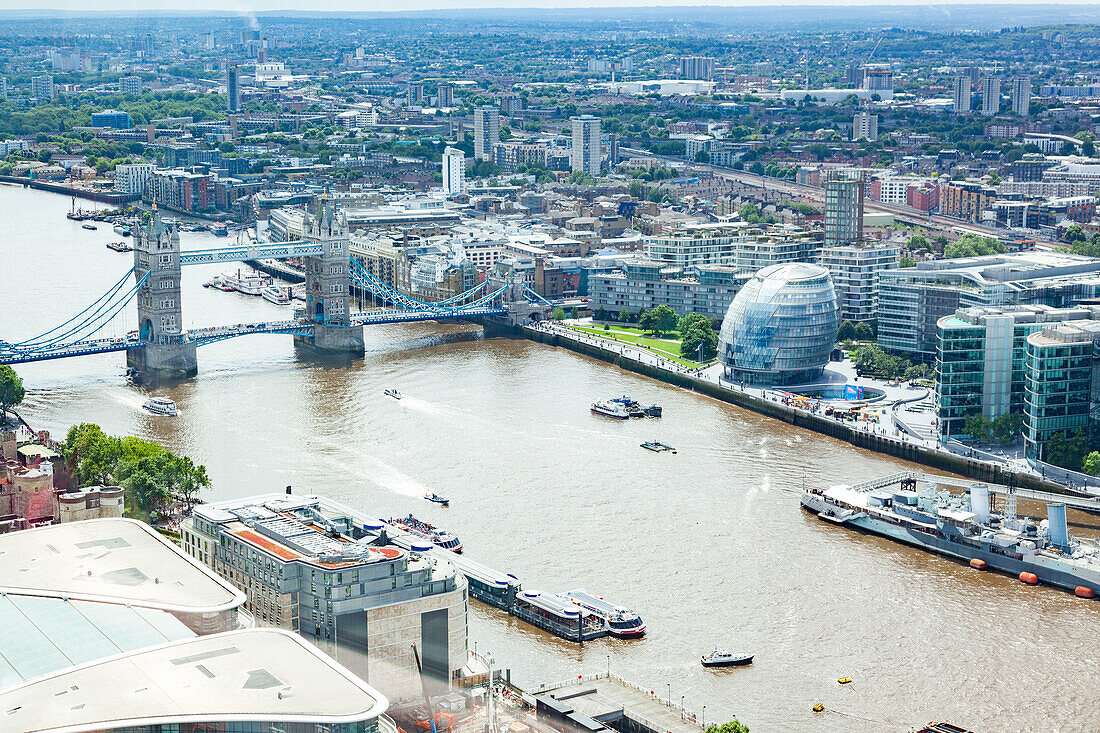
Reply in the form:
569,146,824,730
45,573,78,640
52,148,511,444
81,223,97,231
221,269,266,295
701,650,754,667
143,396,177,416
388,514,462,552
106,241,133,253
113,224,132,236
591,399,631,419
261,284,291,305
563,589,646,638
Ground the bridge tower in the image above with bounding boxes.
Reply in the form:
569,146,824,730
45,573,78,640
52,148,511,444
294,196,364,355
127,207,197,380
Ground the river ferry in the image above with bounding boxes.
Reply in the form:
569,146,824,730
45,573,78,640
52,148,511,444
211,222,229,236
388,514,462,552
591,399,631,419
802,472,1100,597
221,269,267,295
143,397,177,416
611,395,662,417
563,589,646,637
261,284,291,305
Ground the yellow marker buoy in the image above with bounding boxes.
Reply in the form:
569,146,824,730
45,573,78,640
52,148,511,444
838,677,852,685
812,704,825,713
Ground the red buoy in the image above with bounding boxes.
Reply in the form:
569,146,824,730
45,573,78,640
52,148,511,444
1075,586,1095,599
1019,572,1039,585
969,559,987,571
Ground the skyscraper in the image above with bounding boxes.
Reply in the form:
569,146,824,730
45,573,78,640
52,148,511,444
823,170,864,249
571,115,602,177
981,76,1002,116
952,75,971,115
852,111,879,141
1011,76,1031,116
861,64,893,93
226,64,239,112
473,105,499,162
407,83,425,107
442,146,465,196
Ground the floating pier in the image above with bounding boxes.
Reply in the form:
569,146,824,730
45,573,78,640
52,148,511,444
373,519,638,643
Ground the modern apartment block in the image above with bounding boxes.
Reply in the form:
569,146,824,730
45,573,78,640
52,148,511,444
852,111,878,141
181,493,469,704
30,75,55,101
934,305,1098,438
819,241,900,323
588,260,750,321
981,75,1002,116
1011,76,1031,116
571,114,601,176
938,180,996,222
226,64,239,112
473,105,500,162
823,170,864,248
118,74,143,95
1024,319,1100,460
878,252,1100,362
679,55,715,80
441,146,465,196
952,74,971,114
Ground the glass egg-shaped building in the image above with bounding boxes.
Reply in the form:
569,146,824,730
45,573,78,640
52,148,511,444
718,263,839,386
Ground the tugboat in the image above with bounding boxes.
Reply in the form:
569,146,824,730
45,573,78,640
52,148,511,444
384,388,403,400
701,650,753,668
591,399,631,419
424,493,450,507
142,396,178,416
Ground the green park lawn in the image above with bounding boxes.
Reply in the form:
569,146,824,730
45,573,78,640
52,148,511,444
568,324,712,369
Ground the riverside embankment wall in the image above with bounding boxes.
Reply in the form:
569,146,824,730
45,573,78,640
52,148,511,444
515,324,1063,494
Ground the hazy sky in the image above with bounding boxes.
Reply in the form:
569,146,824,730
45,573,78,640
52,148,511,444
0,0,1075,10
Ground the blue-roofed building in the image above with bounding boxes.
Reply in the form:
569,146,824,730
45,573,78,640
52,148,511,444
91,109,131,129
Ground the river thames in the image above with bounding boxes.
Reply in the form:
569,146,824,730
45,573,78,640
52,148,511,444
3,184,1098,732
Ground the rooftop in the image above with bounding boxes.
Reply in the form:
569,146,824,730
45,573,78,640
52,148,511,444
0,518,245,614
0,628,387,733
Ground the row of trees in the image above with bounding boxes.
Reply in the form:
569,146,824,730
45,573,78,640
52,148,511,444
836,320,875,342
63,423,209,517
851,344,932,381
962,412,1024,444
0,366,25,418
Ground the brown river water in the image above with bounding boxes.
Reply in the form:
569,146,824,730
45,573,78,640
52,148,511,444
3,184,1098,732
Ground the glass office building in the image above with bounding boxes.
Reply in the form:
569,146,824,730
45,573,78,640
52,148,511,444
1023,320,1100,460
718,263,839,385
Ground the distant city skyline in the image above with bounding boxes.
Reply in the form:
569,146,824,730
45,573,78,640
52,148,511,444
0,0,1078,10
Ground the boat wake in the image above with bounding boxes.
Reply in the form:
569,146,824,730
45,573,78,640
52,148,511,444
364,456,427,497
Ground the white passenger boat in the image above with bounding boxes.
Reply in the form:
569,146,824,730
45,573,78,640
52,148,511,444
563,589,646,637
221,269,266,295
261,284,291,305
143,397,177,416
591,399,631,419
701,649,753,667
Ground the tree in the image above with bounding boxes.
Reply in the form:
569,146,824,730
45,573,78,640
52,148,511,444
1083,451,1100,476
681,321,718,361
550,307,566,321
678,312,711,334
853,322,874,341
837,320,857,341
963,413,994,442
617,308,630,323
908,234,931,252
991,412,1024,444
705,721,750,733
568,306,580,320
0,365,25,417
943,234,1006,259
1064,224,1086,243
640,304,677,336
899,257,916,268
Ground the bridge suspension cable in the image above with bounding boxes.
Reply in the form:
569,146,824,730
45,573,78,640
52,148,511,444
348,260,509,314
11,266,135,346
14,272,149,354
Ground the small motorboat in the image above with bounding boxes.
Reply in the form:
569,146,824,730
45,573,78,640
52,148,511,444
641,441,676,453
81,223,98,231
424,493,450,507
384,388,403,400
143,396,177,416
701,650,753,668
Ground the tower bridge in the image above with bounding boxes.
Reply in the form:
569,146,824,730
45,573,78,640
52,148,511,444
0,200,545,380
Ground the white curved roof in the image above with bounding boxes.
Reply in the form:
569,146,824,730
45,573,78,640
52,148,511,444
0,628,387,733
0,518,244,614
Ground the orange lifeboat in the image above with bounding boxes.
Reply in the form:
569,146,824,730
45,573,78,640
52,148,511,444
969,559,987,571
1075,586,1096,599
1019,572,1039,585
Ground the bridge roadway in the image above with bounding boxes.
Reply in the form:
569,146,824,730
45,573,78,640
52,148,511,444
620,147,1002,236
0,307,509,364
